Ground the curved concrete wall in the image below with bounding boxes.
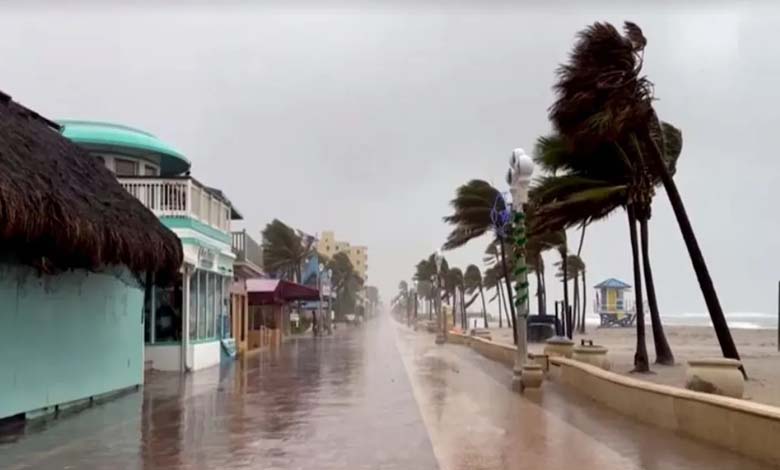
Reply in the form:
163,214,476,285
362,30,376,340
548,357,780,467
446,332,780,466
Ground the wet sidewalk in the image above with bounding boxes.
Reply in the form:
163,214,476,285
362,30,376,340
1,317,773,469
0,319,438,470
395,325,773,470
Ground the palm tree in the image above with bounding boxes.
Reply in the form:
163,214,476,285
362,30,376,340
464,265,488,328
549,21,738,365
261,219,314,282
444,267,465,329
556,254,587,334
415,253,449,323
414,255,436,318
328,252,363,322
531,131,677,366
443,180,517,336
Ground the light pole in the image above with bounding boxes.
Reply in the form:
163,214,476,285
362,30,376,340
508,148,534,390
434,250,446,344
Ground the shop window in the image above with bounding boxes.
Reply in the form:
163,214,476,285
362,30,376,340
152,273,183,343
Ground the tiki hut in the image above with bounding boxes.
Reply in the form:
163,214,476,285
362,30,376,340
0,90,182,281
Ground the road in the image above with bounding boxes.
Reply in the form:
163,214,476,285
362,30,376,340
0,316,772,469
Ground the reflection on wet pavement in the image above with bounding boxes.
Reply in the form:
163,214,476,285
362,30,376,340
1,317,437,470
1,317,773,469
395,325,773,470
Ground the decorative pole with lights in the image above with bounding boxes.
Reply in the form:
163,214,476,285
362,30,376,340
434,250,446,345
508,148,534,390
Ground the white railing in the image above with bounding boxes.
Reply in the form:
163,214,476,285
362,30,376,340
118,177,231,233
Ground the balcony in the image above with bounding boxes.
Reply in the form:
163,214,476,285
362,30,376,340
118,176,231,233
232,230,264,277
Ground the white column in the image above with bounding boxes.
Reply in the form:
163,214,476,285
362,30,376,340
182,266,191,372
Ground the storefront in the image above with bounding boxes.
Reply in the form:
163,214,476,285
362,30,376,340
144,242,234,371
244,279,320,353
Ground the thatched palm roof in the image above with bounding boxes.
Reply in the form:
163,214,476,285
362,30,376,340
0,91,182,284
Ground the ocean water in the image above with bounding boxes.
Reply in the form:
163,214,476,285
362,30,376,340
483,312,778,330
660,312,778,330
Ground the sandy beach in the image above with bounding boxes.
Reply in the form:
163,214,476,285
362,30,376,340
487,325,780,407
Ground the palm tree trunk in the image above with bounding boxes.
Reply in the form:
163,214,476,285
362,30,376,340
499,240,518,344
496,284,504,328
573,272,579,336
461,288,467,330
540,259,547,316
640,216,675,365
628,206,650,372
480,286,488,328
536,266,544,316
561,251,571,338
647,132,741,367
580,269,587,333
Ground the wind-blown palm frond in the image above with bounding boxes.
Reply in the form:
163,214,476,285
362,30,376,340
261,219,312,281
443,180,505,250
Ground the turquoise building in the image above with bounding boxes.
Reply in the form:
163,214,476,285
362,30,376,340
0,93,182,420
60,121,242,371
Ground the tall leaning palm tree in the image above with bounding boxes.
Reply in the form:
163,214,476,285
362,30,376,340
532,124,681,366
261,219,314,282
464,264,489,328
550,21,739,367
443,180,517,337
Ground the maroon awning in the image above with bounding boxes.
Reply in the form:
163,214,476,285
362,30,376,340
246,279,320,305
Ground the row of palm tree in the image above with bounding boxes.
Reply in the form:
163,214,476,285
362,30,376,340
402,21,741,374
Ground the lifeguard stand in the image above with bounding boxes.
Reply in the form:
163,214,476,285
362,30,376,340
593,278,636,327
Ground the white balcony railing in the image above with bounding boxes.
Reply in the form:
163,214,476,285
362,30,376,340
118,177,231,233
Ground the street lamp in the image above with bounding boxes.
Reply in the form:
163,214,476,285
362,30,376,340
434,250,446,345
508,148,533,390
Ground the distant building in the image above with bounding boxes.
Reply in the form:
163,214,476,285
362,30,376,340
316,230,368,281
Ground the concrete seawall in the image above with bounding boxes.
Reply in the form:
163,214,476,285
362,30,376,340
447,331,780,467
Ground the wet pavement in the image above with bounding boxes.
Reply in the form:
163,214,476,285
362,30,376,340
0,316,774,469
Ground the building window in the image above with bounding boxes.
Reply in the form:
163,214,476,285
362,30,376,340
144,164,159,176
114,158,138,176
146,273,183,344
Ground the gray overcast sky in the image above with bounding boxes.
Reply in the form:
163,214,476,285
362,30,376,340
1,1,778,318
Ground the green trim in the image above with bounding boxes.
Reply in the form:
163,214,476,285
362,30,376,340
161,217,231,244
59,120,190,176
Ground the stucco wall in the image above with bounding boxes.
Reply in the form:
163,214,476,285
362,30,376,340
0,264,143,419
549,357,780,467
